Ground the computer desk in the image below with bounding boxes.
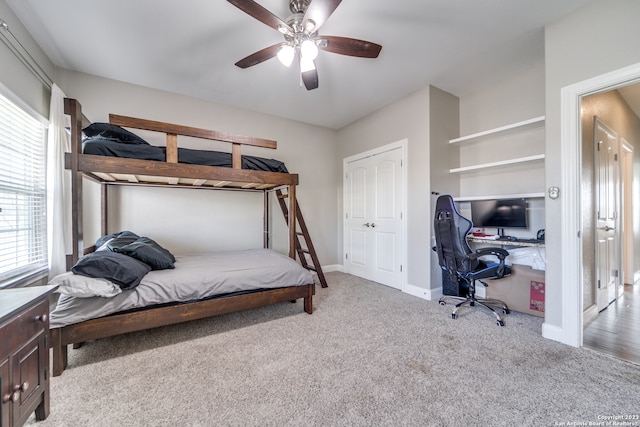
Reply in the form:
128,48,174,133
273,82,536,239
467,237,545,248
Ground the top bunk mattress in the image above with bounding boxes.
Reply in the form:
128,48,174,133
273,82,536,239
83,138,289,173
50,248,312,328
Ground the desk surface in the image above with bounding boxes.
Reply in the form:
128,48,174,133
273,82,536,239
468,237,545,248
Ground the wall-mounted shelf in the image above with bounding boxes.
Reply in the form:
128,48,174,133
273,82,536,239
449,115,545,144
454,193,545,202
449,154,545,174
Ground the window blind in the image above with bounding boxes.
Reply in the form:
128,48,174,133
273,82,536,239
0,90,47,284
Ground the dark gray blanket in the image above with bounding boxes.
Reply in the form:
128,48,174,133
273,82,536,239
83,138,288,173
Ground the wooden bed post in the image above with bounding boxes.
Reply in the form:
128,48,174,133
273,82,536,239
101,184,108,236
288,184,296,259
50,328,67,377
166,133,178,163
64,98,84,266
231,143,242,169
263,190,269,249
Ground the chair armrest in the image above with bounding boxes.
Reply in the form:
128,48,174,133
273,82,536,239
469,247,509,278
472,247,509,259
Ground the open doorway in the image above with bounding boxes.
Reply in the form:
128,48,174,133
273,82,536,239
581,82,640,364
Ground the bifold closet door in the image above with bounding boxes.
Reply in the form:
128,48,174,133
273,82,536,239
344,148,402,289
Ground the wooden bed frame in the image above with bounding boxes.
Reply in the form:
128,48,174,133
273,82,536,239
51,98,314,376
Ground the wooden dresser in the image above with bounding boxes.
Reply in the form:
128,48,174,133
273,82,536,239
0,285,57,427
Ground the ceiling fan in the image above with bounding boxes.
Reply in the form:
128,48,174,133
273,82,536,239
227,0,382,90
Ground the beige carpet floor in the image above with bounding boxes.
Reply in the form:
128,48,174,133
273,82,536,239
27,272,640,426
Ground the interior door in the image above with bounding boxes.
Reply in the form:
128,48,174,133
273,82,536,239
594,117,620,311
345,147,403,289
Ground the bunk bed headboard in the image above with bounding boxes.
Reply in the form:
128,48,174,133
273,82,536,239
62,98,299,269
108,114,278,169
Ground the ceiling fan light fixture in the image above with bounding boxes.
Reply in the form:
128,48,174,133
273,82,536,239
300,56,316,73
227,0,382,90
304,19,316,33
277,44,295,67
300,39,318,60
277,23,293,36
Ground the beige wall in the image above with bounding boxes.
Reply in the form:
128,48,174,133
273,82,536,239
55,69,340,265
428,86,460,289
545,0,640,329
0,0,53,116
580,89,640,309
0,0,52,288
336,87,431,290
428,63,546,295
458,60,546,199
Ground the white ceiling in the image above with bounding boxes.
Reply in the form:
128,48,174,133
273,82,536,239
7,0,595,129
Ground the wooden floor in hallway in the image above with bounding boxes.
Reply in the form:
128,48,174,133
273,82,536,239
583,283,640,365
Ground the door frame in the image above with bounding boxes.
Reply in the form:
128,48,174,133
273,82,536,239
620,138,634,288
342,139,408,291
558,61,640,347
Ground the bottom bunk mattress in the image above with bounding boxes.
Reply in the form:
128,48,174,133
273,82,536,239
50,248,313,328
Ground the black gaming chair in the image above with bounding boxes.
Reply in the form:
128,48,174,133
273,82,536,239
433,195,511,326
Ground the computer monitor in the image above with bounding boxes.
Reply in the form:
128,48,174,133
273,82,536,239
470,198,527,236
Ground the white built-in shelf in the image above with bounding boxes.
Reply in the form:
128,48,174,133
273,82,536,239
454,193,545,202
449,116,545,144
449,154,545,174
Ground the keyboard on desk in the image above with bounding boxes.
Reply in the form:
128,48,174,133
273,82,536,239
471,234,500,240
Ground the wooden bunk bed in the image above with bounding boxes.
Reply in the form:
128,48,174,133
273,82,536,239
50,98,315,376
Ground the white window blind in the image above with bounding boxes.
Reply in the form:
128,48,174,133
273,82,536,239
0,90,47,284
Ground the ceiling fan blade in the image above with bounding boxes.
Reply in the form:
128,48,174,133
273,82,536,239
319,36,382,58
303,0,342,33
301,67,319,90
227,0,289,32
235,43,284,68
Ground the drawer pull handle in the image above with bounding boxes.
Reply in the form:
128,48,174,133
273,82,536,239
35,314,47,322
1,384,27,404
15,382,29,392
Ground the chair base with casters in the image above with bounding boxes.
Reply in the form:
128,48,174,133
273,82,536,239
439,278,510,327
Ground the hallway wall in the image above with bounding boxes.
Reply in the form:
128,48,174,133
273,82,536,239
581,88,640,310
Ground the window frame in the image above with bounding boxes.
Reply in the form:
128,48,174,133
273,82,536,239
0,82,49,288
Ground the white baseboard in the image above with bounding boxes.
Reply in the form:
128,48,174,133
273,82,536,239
541,322,573,346
404,283,438,301
475,285,486,299
583,304,598,327
325,267,438,301
321,264,343,273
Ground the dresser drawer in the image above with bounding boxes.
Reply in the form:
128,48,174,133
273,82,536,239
0,300,48,360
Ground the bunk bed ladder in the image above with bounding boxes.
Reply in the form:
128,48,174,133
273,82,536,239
275,188,328,288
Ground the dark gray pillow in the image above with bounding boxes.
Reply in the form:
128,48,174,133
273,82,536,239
83,123,149,145
71,251,151,290
113,237,176,270
105,231,140,251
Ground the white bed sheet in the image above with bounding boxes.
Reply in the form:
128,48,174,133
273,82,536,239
50,248,313,328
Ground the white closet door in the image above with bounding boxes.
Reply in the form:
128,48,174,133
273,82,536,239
345,147,403,289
